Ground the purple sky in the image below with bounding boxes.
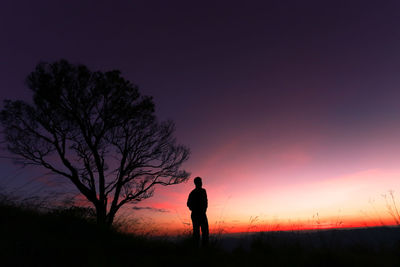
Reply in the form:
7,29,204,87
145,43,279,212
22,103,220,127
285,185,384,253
2,1,400,144
2,1,400,232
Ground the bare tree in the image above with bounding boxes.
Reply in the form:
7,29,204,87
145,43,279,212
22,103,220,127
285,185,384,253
0,60,190,226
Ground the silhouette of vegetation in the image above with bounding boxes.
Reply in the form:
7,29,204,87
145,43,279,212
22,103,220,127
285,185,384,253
383,190,400,225
1,197,399,267
0,60,190,227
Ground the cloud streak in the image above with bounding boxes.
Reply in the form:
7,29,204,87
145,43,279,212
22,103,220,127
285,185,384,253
132,206,170,213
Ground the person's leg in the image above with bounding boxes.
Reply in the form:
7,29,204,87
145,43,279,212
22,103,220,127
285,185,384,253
200,214,209,247
191,213,200,247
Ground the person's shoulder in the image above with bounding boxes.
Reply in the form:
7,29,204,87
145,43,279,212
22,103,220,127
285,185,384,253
189,188,197,195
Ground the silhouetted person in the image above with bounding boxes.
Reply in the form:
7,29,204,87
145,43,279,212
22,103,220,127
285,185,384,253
187,176,209,247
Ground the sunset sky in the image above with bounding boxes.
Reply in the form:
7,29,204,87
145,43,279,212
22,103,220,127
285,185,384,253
2,0,400,234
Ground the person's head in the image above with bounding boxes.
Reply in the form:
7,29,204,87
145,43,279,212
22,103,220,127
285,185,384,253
194,177,202,188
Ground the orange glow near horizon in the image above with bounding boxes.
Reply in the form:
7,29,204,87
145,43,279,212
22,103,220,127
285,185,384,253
121,212,399,236
117,166,400,236
115,121,400,236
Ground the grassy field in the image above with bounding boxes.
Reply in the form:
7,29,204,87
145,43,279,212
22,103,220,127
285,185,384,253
1,199,400,267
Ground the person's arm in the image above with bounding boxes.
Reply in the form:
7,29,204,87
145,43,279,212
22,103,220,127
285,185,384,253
204,189,208,212
187,192,192,211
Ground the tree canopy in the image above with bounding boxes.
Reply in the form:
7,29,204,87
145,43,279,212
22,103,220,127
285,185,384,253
0,60,190,226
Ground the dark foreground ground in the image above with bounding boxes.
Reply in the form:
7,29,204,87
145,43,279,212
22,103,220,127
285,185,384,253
1,201,400,267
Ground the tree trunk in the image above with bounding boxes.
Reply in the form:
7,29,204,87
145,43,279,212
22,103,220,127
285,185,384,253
106,212,116,228
96,203,108,227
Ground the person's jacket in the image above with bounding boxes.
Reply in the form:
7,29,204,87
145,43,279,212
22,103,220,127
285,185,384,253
187,188,208,214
